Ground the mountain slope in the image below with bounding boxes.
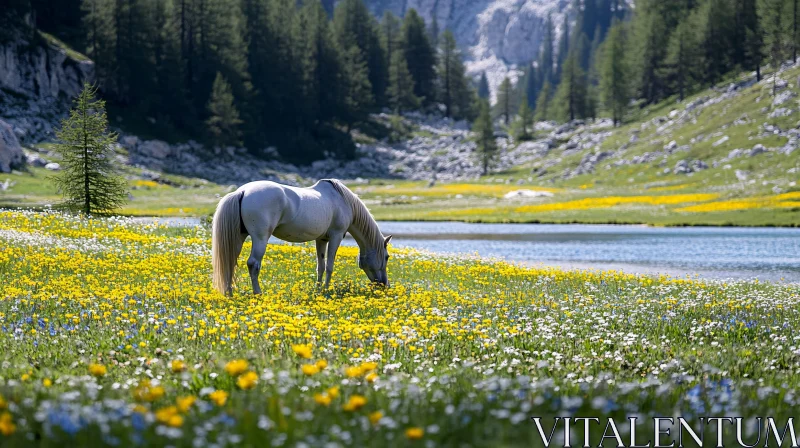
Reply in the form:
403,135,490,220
358,0,573,97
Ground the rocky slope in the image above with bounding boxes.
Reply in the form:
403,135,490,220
0,31,94,144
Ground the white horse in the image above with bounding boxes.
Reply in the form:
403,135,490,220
211,179,392,295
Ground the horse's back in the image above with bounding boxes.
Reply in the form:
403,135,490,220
239,180,345,242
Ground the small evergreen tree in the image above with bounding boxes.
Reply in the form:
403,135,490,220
516,96,533,140
52,83,127,215
473,99,497,175
477,72,490,99
759,0,791,95
402,9,437,104
495,77,514,125
437,30,472,119
599,21,630,126
535,80,553,121
553,47,588,122
388,50,420,112
206,72,244,147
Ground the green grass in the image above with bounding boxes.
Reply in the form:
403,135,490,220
0,166,226,217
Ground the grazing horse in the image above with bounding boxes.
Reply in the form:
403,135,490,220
211,179,392,295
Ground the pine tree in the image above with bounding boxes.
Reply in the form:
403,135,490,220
516,96,533,140
599,21,629,126
477,72,490,99
759,0,791,94
81,0,116,90
438,30,471,119
553,47,588,122
340,44,374,129
381,11,402,75
535,80,553,121
663,14,702,101
334,0,386,107
631,0,669,103
388,49,420,112
473,99,497,175
743,0,765,81
700,0,734,87
402,9,437,105
429,15,440,49
52,83,127,215
206,72,244,147
495,77,514,125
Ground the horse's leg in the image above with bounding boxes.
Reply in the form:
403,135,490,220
315,239,328,287
247,231,271,295
323,233,343,289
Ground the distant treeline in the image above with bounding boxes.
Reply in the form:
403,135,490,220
0,0,793,159
2,0,475,162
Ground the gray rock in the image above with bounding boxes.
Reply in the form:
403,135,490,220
712,136,730,147
749,144,766,157
772,90,797,107
0,119,25,173
735,170,750,181
44,162,61,171
26,153,48,167
768,107,794,118
136,140,171,159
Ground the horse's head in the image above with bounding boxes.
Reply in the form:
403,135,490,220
358,235,392,287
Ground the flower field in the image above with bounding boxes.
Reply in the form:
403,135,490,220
1,210,800,446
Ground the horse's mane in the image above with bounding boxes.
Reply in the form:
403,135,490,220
323,179,381,247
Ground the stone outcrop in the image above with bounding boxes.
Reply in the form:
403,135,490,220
0,119,25,173
0,32,94,143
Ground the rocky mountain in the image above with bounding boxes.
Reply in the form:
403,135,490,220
357,0,573,97
0,30,94,144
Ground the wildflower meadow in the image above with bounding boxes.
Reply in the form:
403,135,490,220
1,210,800,446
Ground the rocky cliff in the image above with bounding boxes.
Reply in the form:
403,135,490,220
359,0,573,97
0,31,94,144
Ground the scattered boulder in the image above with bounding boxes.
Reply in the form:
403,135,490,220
0,119,25,173
768,107,794,118
26,153,49,167
749,144,766,157
735,170,750,181
502,189,554,199
772,90,797,107
712,136,729,147
44,162,61,171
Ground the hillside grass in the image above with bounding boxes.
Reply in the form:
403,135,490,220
1,210,799,446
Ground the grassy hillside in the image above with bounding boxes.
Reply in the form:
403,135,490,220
361,67,800,226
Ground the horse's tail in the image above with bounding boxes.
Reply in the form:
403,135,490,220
212,190,244,295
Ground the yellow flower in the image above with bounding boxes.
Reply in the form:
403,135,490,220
133,405,148,414
345,366,363,378
20,373,30,382
155,406,178,424
208,390,228,406
42,378,53,388
365,372,378,383
167,415,184,427
170,360,187,373
236,371,258,390
224,359,249,377
176,395,196,413
313,393,332,406
301,364,320,376
369,411,383,425
292,344,313,359
327,386,340,398
405,427,424,440
88,363,107,377
360,362,378,372
342,395,367,412
315,359,328,370
0,412,15,436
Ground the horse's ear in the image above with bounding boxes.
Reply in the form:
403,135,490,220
384,235,393,247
